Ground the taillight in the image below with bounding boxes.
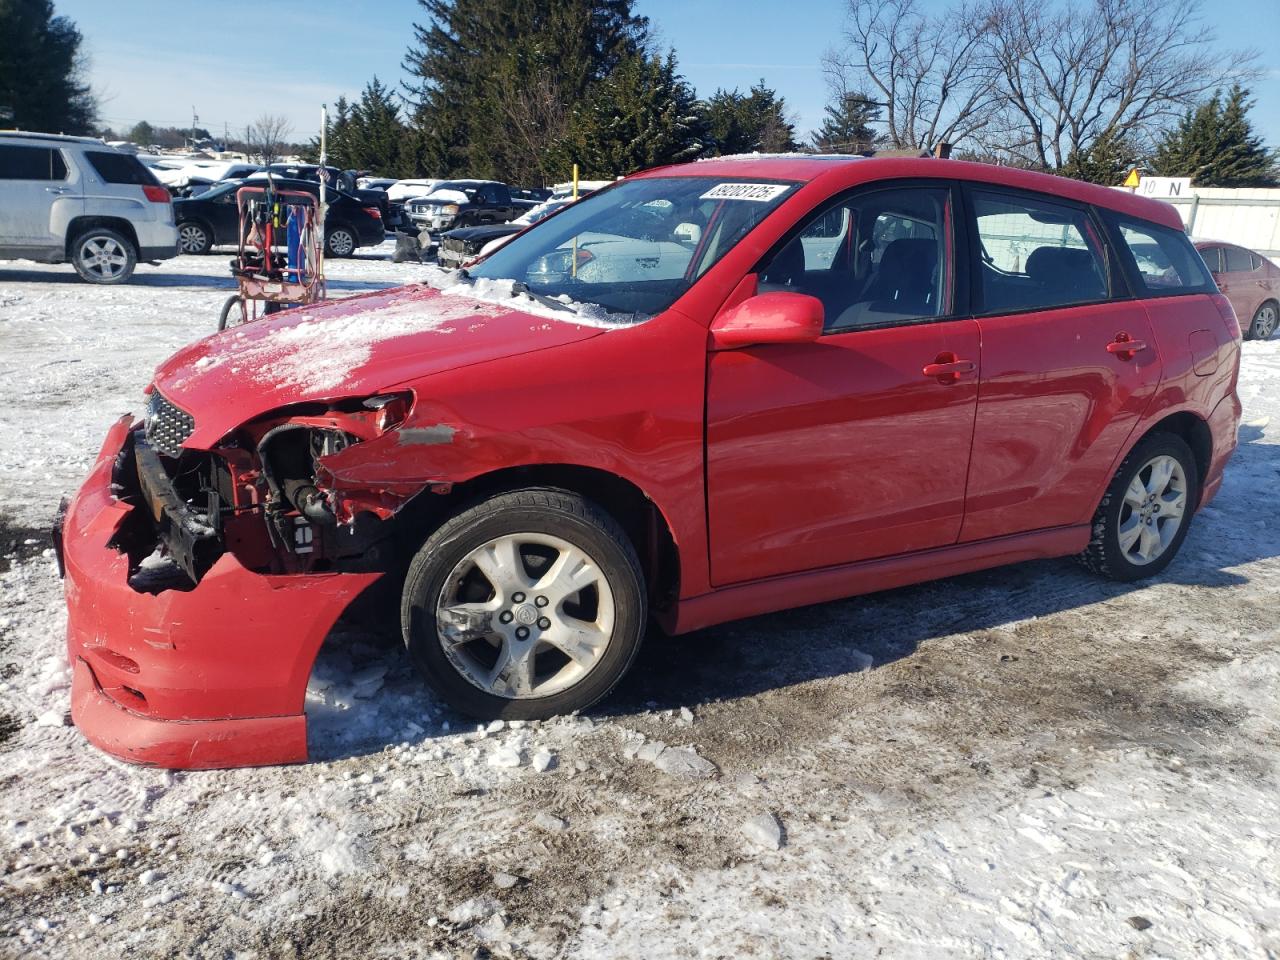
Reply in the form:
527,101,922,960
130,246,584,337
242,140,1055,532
142,184,170,203
361,206,382,219
1210,293,1242,339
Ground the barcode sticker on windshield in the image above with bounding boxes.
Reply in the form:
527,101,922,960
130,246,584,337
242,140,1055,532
699,183,790,202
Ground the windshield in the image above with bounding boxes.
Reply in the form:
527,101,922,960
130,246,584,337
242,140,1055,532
469,176,798,318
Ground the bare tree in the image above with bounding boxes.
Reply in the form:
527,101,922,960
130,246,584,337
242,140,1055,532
824,0,998,152
243,114,293,165
979,0,1254,169
493,67,571,186
972,0,1254,167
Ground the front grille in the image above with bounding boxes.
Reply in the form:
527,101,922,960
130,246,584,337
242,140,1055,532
145,389,195,458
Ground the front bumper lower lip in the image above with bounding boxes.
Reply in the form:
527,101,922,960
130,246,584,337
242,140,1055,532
71,657,307,768
61,415,382,769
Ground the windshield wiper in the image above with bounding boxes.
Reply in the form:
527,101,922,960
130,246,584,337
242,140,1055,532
510,280,573,313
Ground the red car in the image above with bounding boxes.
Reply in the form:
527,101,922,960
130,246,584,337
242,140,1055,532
1194,240,1278,340
57,156,1242,768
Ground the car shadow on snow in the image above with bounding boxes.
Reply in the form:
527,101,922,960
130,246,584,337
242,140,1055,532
0,266,397,294
307,425,1278,760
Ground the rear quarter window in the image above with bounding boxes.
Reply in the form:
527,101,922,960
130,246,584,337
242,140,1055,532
84,151,160,186
1110,217,1213,295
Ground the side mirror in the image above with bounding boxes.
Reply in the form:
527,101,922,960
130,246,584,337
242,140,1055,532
710,291,825,349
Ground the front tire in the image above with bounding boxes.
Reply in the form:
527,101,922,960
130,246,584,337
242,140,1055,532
1248,300,1278,340
401,488,646,720
1078,433,1199,581
71,227,136,284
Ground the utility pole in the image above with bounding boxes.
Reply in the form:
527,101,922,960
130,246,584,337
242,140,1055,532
190,106,199,149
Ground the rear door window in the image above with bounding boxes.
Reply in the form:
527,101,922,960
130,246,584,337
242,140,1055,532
1110,218,1213,294
969,190,1109,313
1224,246,1256,273
0,145,68,180
1199,246,1223,273
84,151,160,186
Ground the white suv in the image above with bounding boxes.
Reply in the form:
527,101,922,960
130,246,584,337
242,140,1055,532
0,132,179,284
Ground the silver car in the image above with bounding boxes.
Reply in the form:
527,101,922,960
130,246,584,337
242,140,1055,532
0,131,179,283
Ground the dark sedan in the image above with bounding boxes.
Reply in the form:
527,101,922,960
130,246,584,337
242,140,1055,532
437,197,576,268
174,179,385,258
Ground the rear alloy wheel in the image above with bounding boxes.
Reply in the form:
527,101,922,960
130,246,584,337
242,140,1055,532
1079,433,1198,581
326,226,356,258
178,221,212,254
401,488,646,720
1249,301,1278,341
71,228,136,284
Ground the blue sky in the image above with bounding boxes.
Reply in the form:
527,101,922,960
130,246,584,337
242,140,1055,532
61,0,1280,152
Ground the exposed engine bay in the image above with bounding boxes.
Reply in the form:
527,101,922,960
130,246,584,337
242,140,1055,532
110,388,419,592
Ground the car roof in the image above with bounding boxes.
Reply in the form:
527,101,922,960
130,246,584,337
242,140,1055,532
1193,238,1248,251
0,130,111,146
634,154,1185,231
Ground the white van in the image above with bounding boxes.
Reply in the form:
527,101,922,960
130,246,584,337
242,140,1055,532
0,131,179,283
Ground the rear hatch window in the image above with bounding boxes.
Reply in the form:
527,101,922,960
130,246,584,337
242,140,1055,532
84,151,161,186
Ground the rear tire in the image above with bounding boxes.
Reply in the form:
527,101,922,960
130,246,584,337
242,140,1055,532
326,225,357,258
1078,433,1199,581
401,488,646,721
71,227,136,284
178,221,212,255
1248,300,1278,340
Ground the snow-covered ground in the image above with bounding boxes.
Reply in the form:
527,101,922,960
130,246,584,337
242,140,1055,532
1,248,1278,959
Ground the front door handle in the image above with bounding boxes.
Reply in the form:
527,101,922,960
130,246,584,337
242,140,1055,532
922,353,976,384
1107,333,1147,359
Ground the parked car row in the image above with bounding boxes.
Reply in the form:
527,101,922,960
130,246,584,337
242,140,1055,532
173,177,386,257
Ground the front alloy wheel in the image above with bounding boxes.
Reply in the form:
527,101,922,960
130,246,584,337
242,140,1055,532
436,533,615,699
402,488,646,720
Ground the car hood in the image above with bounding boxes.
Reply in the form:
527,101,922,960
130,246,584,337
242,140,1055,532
445,224,521,244
152,283,608,448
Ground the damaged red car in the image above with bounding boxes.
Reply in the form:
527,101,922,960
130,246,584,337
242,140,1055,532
57,155,1242,768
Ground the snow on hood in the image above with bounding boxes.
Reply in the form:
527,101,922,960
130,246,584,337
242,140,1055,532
153,282,614,448
422,188,472,205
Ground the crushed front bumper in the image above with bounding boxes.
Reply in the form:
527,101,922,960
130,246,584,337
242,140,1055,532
58,416,381,768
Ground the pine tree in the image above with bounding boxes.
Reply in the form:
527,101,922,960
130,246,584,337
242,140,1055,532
1150,86,1279,187
404,0,650,180
700,81,798,156
128,120,156,147
811,92,882,154
349,79,408,174
554,50,703,177
0,0,96,133
1059,129,1136,185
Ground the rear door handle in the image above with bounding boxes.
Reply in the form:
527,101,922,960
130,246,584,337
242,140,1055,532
46,187,71,194
922,355,976,383
1107,334,1147,359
